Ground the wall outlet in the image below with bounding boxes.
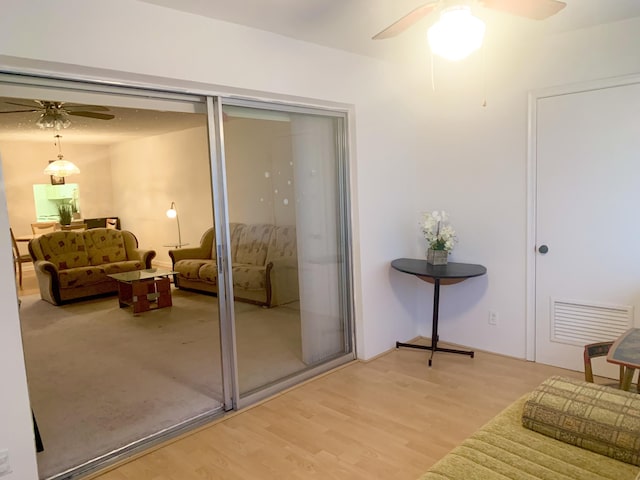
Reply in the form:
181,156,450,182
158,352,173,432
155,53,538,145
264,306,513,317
0,449,11,477
488,310,498,326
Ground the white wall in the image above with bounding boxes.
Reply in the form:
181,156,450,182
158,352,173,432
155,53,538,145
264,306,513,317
2,0,639,478
407,16,640,358
109,126,213,266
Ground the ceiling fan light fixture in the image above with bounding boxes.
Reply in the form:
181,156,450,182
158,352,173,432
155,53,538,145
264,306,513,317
37,111,71,130
427,5,486,61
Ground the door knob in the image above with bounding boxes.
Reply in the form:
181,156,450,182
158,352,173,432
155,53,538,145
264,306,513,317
538,245,549,254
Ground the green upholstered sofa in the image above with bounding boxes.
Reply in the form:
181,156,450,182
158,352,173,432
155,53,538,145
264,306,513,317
29,228,155,305
168,223,298,307
420,376,640,480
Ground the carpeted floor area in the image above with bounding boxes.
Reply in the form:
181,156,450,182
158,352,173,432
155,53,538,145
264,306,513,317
19,288,304,479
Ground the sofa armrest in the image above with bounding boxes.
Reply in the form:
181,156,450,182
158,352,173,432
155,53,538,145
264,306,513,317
33,260,61,305
269,258,299,306
133,249,156,269
169,245,212,265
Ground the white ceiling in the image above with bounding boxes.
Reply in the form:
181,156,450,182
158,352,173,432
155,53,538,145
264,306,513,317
139,0,640,61
2,0,640,144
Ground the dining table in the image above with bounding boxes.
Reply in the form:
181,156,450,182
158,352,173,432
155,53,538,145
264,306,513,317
607,328,640,391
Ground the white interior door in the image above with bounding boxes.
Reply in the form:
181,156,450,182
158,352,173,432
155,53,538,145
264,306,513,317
535,80,640,376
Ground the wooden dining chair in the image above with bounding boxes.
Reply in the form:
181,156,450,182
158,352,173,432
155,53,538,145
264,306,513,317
31,222,60,234
10,228,32,287
61,223,87,231
583,341,639,392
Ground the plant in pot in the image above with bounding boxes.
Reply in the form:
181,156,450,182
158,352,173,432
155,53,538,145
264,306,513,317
58,203,73,226
421,210,457,265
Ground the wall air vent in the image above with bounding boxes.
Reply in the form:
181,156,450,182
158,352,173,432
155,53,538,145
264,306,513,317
550,298,633,346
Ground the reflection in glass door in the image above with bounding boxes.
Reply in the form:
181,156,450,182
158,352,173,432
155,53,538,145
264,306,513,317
0,76,226,479
220,103,353,401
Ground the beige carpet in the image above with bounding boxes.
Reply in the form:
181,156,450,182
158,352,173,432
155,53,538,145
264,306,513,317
19,289,303,479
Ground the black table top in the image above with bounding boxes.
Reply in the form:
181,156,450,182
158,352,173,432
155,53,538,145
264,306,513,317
391,258,487,280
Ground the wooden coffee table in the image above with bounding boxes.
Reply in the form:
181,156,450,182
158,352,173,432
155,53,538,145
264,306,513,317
108,268,175,314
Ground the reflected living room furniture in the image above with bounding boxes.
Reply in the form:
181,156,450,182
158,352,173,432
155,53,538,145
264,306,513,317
31,221,60,234
108,268,175,314
169,224,298,307
28,228,155,305
84,216,121,230
10,227,32,287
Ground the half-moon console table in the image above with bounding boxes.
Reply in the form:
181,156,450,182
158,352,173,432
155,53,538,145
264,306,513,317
391,258,487,366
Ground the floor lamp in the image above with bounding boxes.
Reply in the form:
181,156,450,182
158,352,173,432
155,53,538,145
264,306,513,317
166,201,182,248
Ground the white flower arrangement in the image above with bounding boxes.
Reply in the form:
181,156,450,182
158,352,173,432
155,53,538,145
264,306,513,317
421,210,457,252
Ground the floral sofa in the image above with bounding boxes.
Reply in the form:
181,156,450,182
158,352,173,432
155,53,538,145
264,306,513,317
420,376,640,480
29,228,155,305
168,223,298,307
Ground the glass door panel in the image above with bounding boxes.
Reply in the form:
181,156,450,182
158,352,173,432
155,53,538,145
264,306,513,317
0,79,226,479
221,104,353,397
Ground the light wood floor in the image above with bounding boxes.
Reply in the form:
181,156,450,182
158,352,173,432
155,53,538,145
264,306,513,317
85,339,581,479
17,270,582,479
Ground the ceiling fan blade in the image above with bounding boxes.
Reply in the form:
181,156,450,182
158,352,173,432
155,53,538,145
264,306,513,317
67,111,115,120
0,109,40,114
63,104,111,112
373,2,439,40
4,101,42,109
482,0,566,20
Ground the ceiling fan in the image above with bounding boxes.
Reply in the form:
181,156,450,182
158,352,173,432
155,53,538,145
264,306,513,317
373,0,567,61
0,99,115,130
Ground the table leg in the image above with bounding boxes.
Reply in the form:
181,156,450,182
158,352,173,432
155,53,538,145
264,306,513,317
622,366,636,391
395,277,474,366
156,277,172,308
428,279,440,366
117,282,133,308
132,280,152,313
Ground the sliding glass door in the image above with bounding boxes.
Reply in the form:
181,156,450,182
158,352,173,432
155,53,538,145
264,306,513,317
217,101,354,404
0,74,226,480
0,71,355,478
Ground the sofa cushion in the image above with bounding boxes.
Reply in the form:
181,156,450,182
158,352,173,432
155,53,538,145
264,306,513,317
235,224,274,266
421,394,640,480
228,223,244,262
522,375,640,466
175,259,210,280
84,229,128,265
232,264,267,290
267,225,297,261
37,231,89,270
199,262,218,284
58,266,107,288
101,261,147,275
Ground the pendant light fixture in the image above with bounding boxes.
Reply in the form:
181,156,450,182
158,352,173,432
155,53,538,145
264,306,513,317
427,5,486,61
43,135,80,177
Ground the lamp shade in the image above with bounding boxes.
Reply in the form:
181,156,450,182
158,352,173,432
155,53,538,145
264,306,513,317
427,5,485,61
43,159,80,177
